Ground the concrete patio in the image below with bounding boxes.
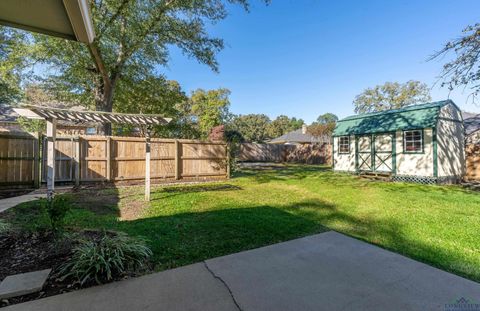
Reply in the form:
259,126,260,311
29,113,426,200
4,231,480,311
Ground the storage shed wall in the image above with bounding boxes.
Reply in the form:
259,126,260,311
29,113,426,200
333,135,355,172
437,104,465,178
395,128,434,177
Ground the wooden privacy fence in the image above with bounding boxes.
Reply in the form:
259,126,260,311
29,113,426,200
0,134,39,187
238,143,332,165
41,136,229,185
238,143,289,162
465,144,480,181
0,133,227,188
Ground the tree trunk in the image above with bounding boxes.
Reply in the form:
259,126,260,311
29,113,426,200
95,78,117,136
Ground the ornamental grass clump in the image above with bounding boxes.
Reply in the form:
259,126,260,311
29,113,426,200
58,232,152,285
0,219,11,234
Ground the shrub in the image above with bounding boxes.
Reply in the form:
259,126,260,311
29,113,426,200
41,196,71,233
0,219,11,234
58,232,152,285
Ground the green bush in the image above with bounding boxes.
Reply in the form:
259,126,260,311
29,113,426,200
41,196,71,233
0,219,11,234
58,232,152,285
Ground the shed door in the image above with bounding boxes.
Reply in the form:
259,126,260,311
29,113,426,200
357,135,372,171
374,134,393,173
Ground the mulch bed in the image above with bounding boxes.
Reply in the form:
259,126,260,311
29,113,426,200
0,229,147,308
0,189,33,200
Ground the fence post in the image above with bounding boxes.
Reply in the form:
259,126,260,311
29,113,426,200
226,144,230,179
175,140,180,180
145,132,151,201
74,138,80,187
33,133,40,188
106,136,111,181
46,118,57,200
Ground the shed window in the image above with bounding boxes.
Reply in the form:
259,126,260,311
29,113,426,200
403,130,423,153
338,136,350,153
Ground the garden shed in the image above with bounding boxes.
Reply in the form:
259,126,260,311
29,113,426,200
332,100,465,184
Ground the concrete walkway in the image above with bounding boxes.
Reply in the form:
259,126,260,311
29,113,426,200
0,193,46,213
5,231,480,311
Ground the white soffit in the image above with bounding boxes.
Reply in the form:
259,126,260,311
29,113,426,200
0,0,95,43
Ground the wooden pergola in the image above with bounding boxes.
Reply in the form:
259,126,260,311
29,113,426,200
14,105,172,201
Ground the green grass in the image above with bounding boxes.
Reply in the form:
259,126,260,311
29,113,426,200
2,165,480,281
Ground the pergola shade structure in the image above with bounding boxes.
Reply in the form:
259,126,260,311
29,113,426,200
0,0,95,43
14,106,172,126
15,106,172,201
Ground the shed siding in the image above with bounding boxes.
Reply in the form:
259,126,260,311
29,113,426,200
333,135,355,172
437,104,465,178
395,128,434,177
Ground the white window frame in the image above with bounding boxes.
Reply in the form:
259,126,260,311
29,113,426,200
403,129,423,153
338,136,350,154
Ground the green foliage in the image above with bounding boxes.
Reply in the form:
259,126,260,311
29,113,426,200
0,219,11,234
0,0,267,134
267,115,304,138
17,117,45,134
353,81,431,114
0,27,32,104
41,196,72,233
225,129,244,173
229,114,271,142
430,23,480,103
113,77,199,138
316,113,338,124
58,232,152,285
190,88,231,139
307,122,336,138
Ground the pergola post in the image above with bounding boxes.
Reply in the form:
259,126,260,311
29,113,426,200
46,118,57,200
145,130,151,201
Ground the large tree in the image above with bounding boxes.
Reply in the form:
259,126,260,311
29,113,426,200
429,23,480,103
229,114,271,142
0,29,31,104
190,88,231,139
316,113,338,124
353,80,431,114
113,76,201,138
0,0,266,134
267,115,304,138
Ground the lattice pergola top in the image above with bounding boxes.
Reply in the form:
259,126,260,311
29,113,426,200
14,106,172,126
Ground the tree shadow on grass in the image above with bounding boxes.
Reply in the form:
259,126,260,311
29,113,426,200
237,165,333,184
150,184,242,201
3,184,479,283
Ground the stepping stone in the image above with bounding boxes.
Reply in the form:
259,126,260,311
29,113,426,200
0,269,51,299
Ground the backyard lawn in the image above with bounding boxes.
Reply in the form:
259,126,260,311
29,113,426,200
3,164,480,282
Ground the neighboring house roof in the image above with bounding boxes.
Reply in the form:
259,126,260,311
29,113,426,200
333,100,456,136
462,111,480,136
269,127,329,144
0,104,18,123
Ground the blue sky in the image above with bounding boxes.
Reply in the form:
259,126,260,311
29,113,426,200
164,0,480,123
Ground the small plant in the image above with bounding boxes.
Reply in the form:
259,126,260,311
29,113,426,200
58,232,152,285
41,196,71,233
0,219,11,234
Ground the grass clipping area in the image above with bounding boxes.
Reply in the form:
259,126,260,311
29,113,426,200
2,165,480,282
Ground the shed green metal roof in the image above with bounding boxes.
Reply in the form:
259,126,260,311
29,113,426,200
333,100,453,136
